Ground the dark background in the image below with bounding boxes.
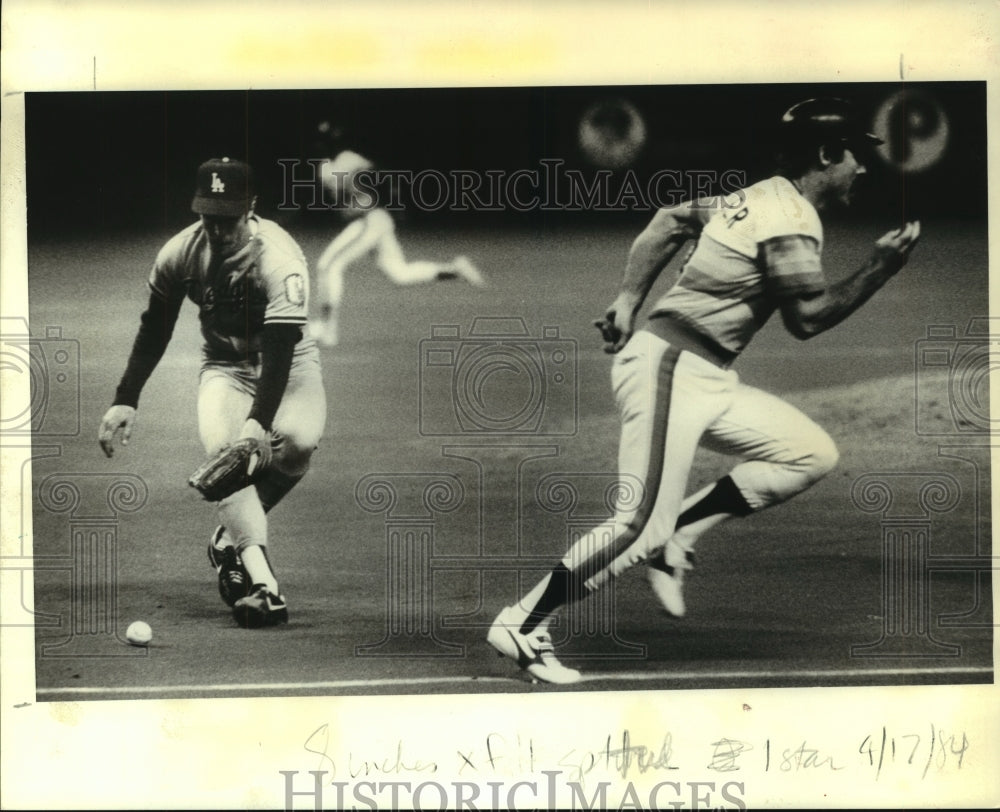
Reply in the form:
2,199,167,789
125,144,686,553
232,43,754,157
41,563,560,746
24,81,986,238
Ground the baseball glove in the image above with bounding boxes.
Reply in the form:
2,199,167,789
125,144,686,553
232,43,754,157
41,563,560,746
188,438,268,502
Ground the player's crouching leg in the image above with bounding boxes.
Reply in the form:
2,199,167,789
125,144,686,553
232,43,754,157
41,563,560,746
229,446,317,628
232,365,326,629
214,486,288,628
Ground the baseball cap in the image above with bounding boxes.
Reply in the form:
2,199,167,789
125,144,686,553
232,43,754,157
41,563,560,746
191,157,256,216
780,97,884,148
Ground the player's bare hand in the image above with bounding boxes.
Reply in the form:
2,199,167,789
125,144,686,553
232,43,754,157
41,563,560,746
594,302,635,354
875,220,922,273
238,418,273,468
594,313,620,352
98,405,136,458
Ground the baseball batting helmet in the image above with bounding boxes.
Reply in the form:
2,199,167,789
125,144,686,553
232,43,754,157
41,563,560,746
776,97,883,175
780,97,884,148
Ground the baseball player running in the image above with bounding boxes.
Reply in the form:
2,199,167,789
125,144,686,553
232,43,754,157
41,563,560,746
488,98,922,683
98,157,327,628
309,124,485,347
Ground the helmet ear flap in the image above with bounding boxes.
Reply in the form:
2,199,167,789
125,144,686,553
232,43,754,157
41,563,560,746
817,141,846,167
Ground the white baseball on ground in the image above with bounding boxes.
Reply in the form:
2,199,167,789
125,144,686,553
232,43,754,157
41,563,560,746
125,621,153,646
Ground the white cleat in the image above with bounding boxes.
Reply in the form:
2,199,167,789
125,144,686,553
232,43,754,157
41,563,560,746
647,547,695,618
487,606,581,684
648,566,686,617
452,255,486,287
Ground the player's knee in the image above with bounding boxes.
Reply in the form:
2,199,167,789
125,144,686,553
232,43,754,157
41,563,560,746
377,258,410,283
805,433,840,481
271,435,317,475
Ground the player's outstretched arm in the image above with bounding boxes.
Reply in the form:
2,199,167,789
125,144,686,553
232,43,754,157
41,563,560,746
779,220,921,339
98,292,182,456
596,198,717,353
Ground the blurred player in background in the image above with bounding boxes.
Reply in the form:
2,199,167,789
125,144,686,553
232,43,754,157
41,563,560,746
488,98,922,683
98,157,326,628
309,121,485,347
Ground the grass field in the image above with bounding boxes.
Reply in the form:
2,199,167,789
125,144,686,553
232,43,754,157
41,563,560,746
23,217,993,701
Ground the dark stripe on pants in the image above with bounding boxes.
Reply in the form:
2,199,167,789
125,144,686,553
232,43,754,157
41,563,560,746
574,344,681,583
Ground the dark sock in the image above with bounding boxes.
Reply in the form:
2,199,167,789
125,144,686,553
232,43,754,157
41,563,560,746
649,548,695,575
649,476,753,573
676,475,753,529
518,563,587,635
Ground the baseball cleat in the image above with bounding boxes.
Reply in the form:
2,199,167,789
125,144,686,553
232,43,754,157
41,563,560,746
452,255,486,287
232,584,289,629
208,527,250,608
487,606,581,684
215,547,251,608
647,547,695,617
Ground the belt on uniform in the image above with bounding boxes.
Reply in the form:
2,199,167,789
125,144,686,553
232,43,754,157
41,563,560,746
210,349,261,366
643,313,738,369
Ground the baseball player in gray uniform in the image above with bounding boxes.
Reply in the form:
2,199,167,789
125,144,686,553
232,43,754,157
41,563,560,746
98,157,327,628
488,98,922,683
309,123,485,347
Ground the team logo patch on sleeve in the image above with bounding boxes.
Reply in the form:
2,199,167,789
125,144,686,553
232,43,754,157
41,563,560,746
283,274,306,306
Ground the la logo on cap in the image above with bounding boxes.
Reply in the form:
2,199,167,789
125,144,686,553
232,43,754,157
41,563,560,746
192,157,255,217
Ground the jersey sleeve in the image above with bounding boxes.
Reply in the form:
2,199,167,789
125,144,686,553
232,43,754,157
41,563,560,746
742,177,827,298
147,231,191,302
112,290,183,407
247,323,299,430
259,241,310,327
760,234,827,296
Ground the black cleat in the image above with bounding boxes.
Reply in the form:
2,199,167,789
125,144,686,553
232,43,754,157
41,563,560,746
232,584,289,629
208,527,250,608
